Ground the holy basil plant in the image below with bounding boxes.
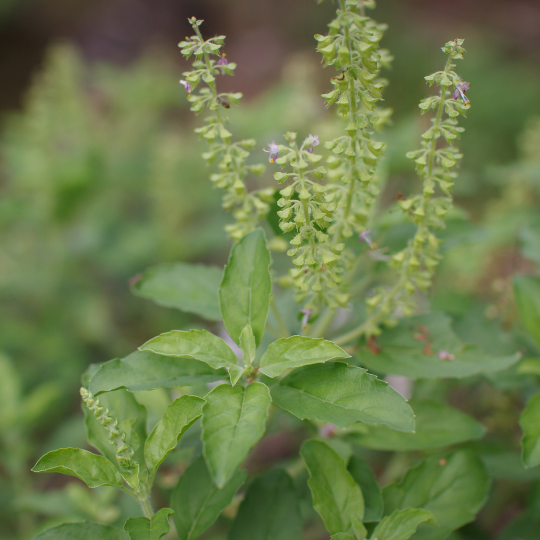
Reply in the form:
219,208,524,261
30,1,537,540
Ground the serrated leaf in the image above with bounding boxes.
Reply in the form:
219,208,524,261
520,392,540,468
301,440,364,536
371,508,436,540
383,449,490,540
228,469,302,540
271,362,415,431
346,400,485,451
32,448,123,488
513,275,540,349
144,395,204,474
202,382,271,487
219,229,271,347
33,522,128,540
131,262,222,320
140,330,238,371
89,350,227,394
124,508,173,540
259,336,350,378
171,456,246,540
347,456,382,522
357,313,520,379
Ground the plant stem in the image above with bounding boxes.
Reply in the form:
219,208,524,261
138,495,154,519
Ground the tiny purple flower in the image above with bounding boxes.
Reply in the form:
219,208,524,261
359,230,377,249
319,423,338,439
217,54,228,66
438,350,455,361
304,134,320,153
300,308,312,330
453,81,470,104
179,80,192,94
264,141,279,163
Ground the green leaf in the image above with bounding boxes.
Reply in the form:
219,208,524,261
219,228,271,347
131,262,222,320
171,456,246,540
124,508,174,540
330,535,355,540
229,365,246,386
202,382,271,487
520,392,540,468
357,313,520,379
33,522,127,540
32,448,123,488
259,336,350,378
228,469,303,540
271,363,415,431
514,275,540,349
301,440,364,536
140,330,238,370
498,511,540,540
89,350,227,394
347,456,382,522
239,324,256,366
371,508,436,540
83,388,147,470
144,395,204,474
383,449,490,540
346,400,485,451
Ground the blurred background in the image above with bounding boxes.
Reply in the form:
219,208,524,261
0,0,539,538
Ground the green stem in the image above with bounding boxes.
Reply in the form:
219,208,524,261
138,495,154,519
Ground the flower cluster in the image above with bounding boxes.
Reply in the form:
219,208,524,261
272,132,348,311
316,0,391,241
178,17,274,240
365,39,470,334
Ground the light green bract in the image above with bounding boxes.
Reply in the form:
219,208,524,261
259,336,350,377
201,382,271,487
271,362,415,431
219,228,271,347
